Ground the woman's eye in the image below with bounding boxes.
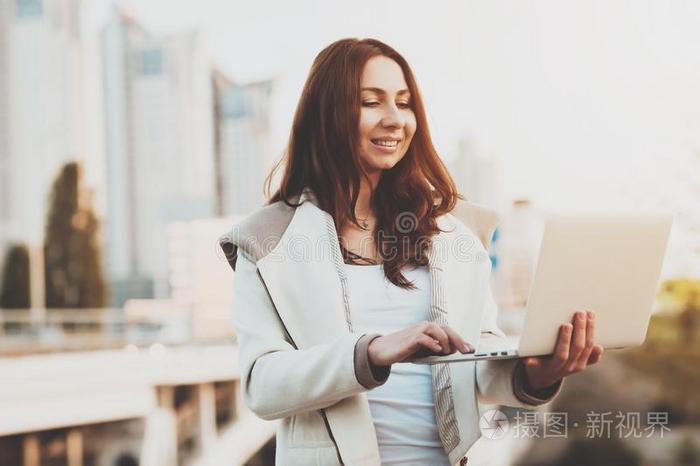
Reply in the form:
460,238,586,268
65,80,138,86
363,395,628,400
361,100,411,109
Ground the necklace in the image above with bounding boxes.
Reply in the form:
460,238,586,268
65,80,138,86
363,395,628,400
355,207,373,229
359,215,369,229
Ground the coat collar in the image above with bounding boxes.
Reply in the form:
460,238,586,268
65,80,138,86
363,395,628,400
256,194,351,347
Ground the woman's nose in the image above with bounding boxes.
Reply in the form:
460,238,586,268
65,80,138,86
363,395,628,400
380,104,405,128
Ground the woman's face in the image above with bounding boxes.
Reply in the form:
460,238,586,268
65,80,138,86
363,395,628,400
357,55,417,177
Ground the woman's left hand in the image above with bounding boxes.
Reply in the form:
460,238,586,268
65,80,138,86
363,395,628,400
521,310,604,390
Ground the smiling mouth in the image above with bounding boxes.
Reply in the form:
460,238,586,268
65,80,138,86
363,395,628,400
371,139,401,148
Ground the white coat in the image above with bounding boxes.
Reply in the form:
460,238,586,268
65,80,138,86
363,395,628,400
219,189,560,465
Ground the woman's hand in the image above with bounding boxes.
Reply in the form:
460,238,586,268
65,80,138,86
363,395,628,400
522,310,604,390
368,322,474,366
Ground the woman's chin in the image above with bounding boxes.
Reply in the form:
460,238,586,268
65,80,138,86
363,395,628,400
368,156,403,172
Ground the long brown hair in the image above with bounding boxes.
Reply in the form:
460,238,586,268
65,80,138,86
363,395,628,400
265,38,462,289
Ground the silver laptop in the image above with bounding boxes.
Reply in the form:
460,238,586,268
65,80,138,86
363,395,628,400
412,212,673,365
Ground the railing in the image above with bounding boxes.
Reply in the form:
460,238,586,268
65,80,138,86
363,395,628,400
0,307,233,356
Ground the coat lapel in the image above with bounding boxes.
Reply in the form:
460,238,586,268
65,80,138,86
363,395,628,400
255,198,350,349
254,193,382,464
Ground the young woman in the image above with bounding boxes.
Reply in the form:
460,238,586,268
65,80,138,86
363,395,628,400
220,38,603,466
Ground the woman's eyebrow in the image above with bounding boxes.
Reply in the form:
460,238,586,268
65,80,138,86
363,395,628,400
361,87,411,96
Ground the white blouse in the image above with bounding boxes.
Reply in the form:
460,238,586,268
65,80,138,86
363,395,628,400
344,263,452,466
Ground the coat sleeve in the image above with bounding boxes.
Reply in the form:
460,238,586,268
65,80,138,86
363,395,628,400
475,278,563,408
231,253,390,421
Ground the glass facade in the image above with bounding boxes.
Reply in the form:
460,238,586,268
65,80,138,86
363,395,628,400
220,86,249,119
140,48,162,76
15,0,42,18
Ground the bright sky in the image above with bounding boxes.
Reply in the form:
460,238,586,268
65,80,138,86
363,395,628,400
84,0,700,274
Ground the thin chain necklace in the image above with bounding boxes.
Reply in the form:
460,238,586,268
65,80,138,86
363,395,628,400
359,214,370,229
356,211,375,229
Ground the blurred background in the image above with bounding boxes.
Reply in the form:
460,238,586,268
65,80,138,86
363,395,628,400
0,0,698,465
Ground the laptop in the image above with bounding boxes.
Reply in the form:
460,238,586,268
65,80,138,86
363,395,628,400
412,212,673,365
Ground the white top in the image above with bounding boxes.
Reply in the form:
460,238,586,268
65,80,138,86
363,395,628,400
344,263,452,466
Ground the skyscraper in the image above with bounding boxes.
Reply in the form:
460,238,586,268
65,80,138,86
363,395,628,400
212,69,273,217
101,8,215,303
0,0,10,235
0,0,85,249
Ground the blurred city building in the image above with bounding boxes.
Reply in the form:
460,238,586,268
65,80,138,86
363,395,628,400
167,217,241,340
0,0,85,308
212,70,273,217
0,0,84,247
101,7,215,305
1,2,279,464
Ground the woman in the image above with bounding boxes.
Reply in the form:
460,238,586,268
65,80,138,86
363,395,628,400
219,38,603,466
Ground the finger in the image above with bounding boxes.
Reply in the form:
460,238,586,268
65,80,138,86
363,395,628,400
523,356,542,370
439,324,466,353
412,333,443,356
422,323,451,353
574,311,596,369
587,345,604,365
552,323,573,369
441,324,474,353
567,311,587,367
585,310,596,347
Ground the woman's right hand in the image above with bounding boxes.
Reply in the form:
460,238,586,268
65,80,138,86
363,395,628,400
367,322,475,366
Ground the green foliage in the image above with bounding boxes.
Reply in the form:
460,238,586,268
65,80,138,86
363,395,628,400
44,162,108,308
658,279,700,345
657,279,700,314
0,243,31,308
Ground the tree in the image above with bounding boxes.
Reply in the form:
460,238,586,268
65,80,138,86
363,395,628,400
44,162,108,308
0,243,31,309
